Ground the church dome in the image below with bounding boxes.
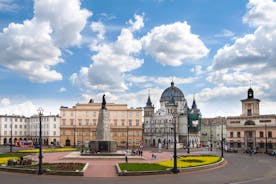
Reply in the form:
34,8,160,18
160,82,185,102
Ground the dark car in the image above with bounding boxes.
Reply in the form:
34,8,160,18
33,144,40,148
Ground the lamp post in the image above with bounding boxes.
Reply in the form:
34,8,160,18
171,104,179,174
126,126,129,150
37,107,43,175
166,130,169,149
81,127,84,153
221,122,224,158
10,118,13,153
210,123,213,151
265,123,268,154
187,124,190,153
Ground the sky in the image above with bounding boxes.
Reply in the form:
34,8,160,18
0,0,276,117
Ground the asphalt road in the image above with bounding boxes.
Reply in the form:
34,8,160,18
0,151,276,184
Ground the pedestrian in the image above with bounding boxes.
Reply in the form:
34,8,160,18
140,150,143,157
125,150,128,163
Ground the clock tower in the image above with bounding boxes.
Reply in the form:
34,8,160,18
241,87,260,117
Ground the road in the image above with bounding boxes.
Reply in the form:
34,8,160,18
0,149,276,184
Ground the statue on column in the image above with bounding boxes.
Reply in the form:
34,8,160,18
102,94,106,109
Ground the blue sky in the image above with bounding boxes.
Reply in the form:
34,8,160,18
0,0,276,117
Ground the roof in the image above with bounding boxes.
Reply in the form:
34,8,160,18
160,82,185,102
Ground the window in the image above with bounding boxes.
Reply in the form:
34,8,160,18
136,120,139,126
268,131,272,138
15,125,17,129
121,120,125,126
93,119,97,126
121,112,125,118
70,111,74,117
230,132,233,138
70,119,74,126
19,125,22,129
136,112,140,118
4,131,7,135
237,132,240,138
114,120,117,127
54,117,56,121
86,119,89,125
53,131,56,136
62,119,66,125
260,131,264,138
78,119,82,126
128,112,132,118
93,112,97,118
4,124,7,128
54,124,56,128
247,109,252,116
259,142,264,148
129,120,132,126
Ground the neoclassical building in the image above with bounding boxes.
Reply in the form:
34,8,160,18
226,87,276,152
143,82,201,148
0,114,60,146
60,101,142,148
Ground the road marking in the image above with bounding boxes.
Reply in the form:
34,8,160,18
229,177,264,184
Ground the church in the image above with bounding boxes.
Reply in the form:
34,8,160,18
143,82,201,148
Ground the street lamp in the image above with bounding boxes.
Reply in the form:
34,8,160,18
221,122,224,158
265,123,268,154
37,107,43,175
10,117,13,153
171,103,179,174
166,130,169,149
187,124,190,153
126,126,129,150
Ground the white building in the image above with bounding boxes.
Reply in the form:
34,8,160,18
143,82,189,147
0,114,60,146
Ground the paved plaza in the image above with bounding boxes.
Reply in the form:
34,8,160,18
1,148,276,183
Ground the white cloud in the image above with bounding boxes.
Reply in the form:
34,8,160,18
34,0,92,47
127,75,197,88
0,99,37,116
0,98,10,106
243,0,276,27
208,0,276,108
59,87,67,93
214,29,235,38
142,21,209,66
72,15,144,92
0,0,91,83
190,65,203,75
0,20,63,83
129,14,144,32
0,0,18,12
90,21,106,40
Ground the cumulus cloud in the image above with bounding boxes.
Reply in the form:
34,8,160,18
214,29,235,38
72,15,144,92
0,0,91,83
34,0,92,47
0,20,63,82
0,99,37,116
142,21,209,66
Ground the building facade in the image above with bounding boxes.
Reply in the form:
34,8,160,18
201,117,226,148
0,114,60,146
226,88,276,152
143,82,200,148
60,101,143,148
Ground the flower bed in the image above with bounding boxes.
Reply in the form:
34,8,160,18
157,155,221,168
17,148,78,153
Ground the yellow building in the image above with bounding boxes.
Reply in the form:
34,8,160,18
60,101,143,148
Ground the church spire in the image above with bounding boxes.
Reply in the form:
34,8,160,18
192,94,197,110
146,89,153,107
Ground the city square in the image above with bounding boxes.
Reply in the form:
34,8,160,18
1,0,276,183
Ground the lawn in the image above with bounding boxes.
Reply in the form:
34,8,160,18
119,155,221,172
17,147,78,153
119,163,169,171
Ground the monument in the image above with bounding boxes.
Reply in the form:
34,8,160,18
89,95,117,153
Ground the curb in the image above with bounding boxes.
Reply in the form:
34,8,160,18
116,158,225,176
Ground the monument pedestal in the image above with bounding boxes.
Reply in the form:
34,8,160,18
89,107,117,153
